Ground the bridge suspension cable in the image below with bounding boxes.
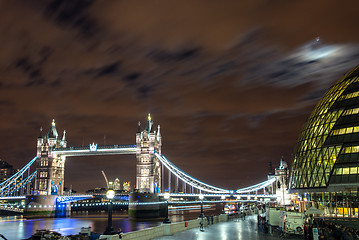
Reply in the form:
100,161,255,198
235,177,276,193
0,157,36,188
0,157,37,196
1,171,37,196
155,153,230,194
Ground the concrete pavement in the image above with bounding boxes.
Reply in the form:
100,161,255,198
154,215,302,240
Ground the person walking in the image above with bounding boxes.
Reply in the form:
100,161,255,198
199,217,204,232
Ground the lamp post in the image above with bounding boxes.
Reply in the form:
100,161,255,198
221,195,226,214
104,189,115,235
199,194,204,218
163,192,171,224
198,194,205,232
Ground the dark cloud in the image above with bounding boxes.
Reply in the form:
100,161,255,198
148,48,200,63
89,61,120,78
123,72,141,84
44,0,97,37
0,1,359,191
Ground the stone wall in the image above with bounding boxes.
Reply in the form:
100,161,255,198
122,214,228,240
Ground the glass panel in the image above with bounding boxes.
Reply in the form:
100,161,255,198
350,167,357,174
290,67,359,189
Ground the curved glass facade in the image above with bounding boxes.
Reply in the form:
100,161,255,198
290,65,359,190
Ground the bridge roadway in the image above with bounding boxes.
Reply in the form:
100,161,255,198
1,193,276,202
0,193,276,214
52,144,137,156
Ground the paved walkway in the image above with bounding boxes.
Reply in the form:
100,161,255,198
154,215,302,240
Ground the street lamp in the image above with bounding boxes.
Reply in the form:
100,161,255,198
104,189,115,235
221,195,226,214
163,192,171,224
199,194,204,218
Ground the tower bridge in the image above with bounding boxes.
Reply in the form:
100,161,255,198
0,114,284,217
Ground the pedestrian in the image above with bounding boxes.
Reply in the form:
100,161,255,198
199,217,204,232
263,222,268,233
304,224,308,240
309,225,313,240
343,227,353,240
118,228,123,239
258,220,263,233
333,226,342,240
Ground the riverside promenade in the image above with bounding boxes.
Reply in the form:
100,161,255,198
154,215,302,240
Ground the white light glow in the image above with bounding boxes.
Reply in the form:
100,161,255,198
106,190,115,199
199,194,204,200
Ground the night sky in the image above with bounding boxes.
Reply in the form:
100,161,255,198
1,1,359,192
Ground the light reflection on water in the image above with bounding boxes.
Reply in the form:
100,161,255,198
0,207,221,239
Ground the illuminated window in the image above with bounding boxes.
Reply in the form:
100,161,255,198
332,127,359,136
140,178,149,188
343,146,359,154
340,91,359,100
39,180,47,190
343,108,359,116
141,168,150,175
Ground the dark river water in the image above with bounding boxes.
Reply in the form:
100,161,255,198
0,207,221,239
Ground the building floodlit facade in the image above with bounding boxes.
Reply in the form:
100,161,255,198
136,114,162,193
113,178,121,191
123,181,131,191
275,159,291,206
35,120,67,195
290,65,359,217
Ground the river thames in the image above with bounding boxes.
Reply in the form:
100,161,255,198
0,207,221,239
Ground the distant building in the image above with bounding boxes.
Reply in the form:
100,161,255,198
63,187,76,195
113,178,121,191
0,159,32,195
123,181,131,191
86,188,106,194
0,159,15,183
275,159,291,206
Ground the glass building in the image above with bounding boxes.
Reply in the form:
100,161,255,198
290,65,359,217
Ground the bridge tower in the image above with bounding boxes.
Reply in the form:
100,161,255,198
35,120,67,195
136,114,162,193
275,158,291,206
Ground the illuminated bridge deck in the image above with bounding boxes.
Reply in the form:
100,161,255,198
52,144,137,156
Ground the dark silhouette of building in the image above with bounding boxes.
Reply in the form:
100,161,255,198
0,159,15,183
